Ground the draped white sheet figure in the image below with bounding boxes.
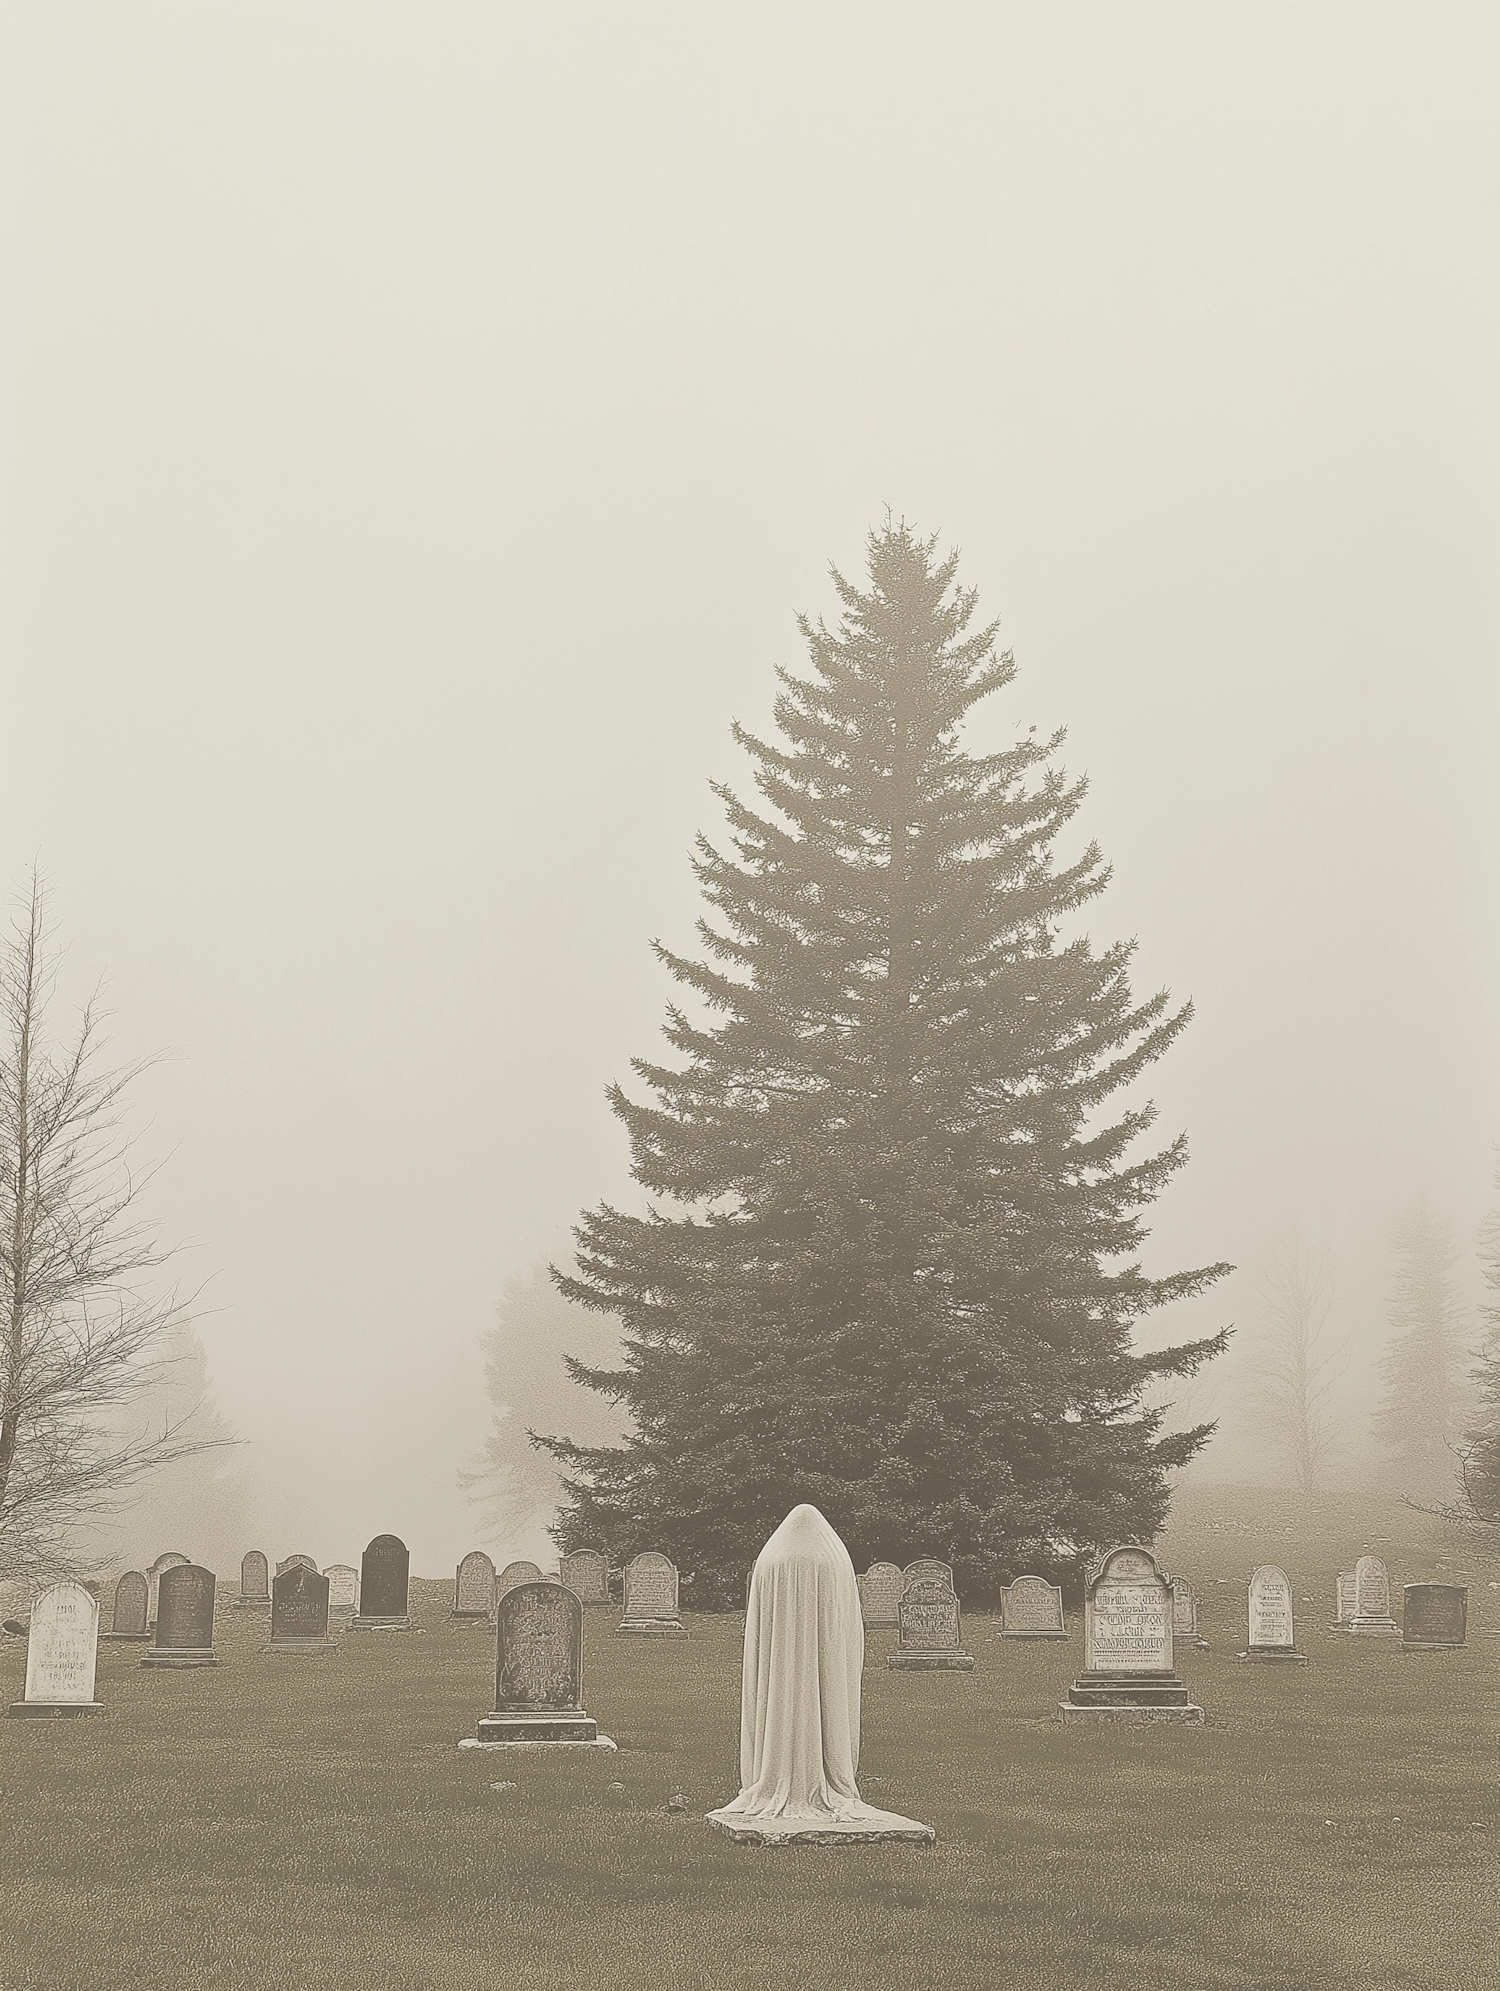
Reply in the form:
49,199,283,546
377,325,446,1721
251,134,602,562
706,1503,934,1841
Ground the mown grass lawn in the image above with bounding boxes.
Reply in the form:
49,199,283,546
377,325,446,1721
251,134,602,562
2,1495,1495,1991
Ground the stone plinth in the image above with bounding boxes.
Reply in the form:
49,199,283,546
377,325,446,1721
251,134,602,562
1063,1545,1203,1721
8,1697,104,1718
706,1812,935,1845
1238,1645,1307,1664
1058,1699,1205,1725
463,1580,613,1752
140,1646,219,1670
347,1613,410,1631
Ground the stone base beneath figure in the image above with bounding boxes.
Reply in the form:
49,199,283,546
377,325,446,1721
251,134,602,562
615,1618,686,1637
8,1700,105,1718
1348,1620,1398,1636
346,1615,411,1631
260,1638,340,1655
140,1647,218,1669
706,1807,935,1846
1237,1646,1307,1664
887,1651,974,1671
1058,1702,1204,1724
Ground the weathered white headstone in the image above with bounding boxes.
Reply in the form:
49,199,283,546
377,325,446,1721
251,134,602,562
453,1550,496,1618
558,1549,611,1606
618,1552,686,1637
146,1551,189,1627
706,1504,935,1844
1349,1554,1397,1636
324,1565,359,1614
888,1577,974,1670
998,1575,1066,1640
495,1560,543,1602
1062,1546,1202,1723
1334,1569,1357,1626
234,1551,271,1611
857,1563,904,1628
7,1583,103,1718
1241,1564,1306,1664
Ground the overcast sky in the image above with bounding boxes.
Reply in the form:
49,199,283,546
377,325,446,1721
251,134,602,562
2,5,1495,1572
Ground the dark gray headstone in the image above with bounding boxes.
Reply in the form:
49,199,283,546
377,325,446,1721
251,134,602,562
265,1564,335,1653
357,1535,410,1620
276,1554,318,1577
112,1571,149,1636
469,1580,607,1745
1402,1582,1467,1650
142,1564,217,1668
888,1577,974,1670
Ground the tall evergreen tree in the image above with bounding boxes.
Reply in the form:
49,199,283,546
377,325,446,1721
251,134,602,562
543,523,1229,1601
1372,1202,1467,1503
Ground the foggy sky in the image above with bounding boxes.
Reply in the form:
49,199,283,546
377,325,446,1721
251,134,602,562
2,6,1495,1572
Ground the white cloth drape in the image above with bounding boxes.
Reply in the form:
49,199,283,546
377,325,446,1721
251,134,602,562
707,1503,932,1837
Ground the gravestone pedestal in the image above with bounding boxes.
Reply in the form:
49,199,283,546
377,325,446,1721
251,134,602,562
1241,1644,1307,1664
1348,1556,1397,1636
706,1812,935,1846
8,1697,104,1718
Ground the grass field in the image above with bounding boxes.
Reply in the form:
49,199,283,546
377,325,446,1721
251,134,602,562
2,1490,1495,1991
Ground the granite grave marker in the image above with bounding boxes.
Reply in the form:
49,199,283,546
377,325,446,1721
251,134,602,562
102,1569,150,1642
349,1535,410,1629
459,1580,615,1750
1401,1582,1467,1652
453,1550,496,1618
263,1563,338,1654
142,1563,218,1669
1349,1554,1398,1636
857,1562,904,1629
558,1549,611,1606
1241,1564,1306,1663
618,1551,686,1636
235,1551,271,1611
999,1575,1067,1640
888,1577,974,1670
1061,1545,1201,1722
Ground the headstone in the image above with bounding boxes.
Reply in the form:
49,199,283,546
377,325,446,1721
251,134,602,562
324,1565,359,1615
453,1550,496,1618
558,1549,611,1606
146,1551,189,1627
234,1551,271,1611
998,1575,1067,1640
887,1578,974,1671
275,1554,318,1577
708,1504,935,1844
7,1583,103,1718
1061,1545,1202,1722
101,1570,150,1642
348,1535,410,1629
495,1560,543,1602
902,1559,954,1591
1401,1582,1468,1652
1333,1569,1357,1626
618,1552,686,1637
857,1563,904,1629
460,1580,615,1750
141,1563,218,1669
1348,1554,1398,1636
1171,1577,1209,1650
1240,1564,1306,1664
262,1564,338,1654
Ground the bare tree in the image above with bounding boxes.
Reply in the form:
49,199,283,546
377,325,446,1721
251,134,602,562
1246,1240,1348,1494
0,872,218,1588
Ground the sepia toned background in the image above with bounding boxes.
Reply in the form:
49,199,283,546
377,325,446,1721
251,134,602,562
1,4,1494,1570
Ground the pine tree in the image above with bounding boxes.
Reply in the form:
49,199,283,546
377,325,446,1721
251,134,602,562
543,523,1229,1602
1372,1203,1467,1503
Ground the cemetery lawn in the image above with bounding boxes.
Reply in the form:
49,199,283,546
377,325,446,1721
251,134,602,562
2,1491,1496,1991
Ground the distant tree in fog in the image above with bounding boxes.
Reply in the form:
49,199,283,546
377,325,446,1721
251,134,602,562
1453,1166,1500,1528
1245,1240,1347,1494
539,522,1229,1602
1372,1203,1467,1505
460,1264,627,1545
0,873,223,1588
74,1317,251,1575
